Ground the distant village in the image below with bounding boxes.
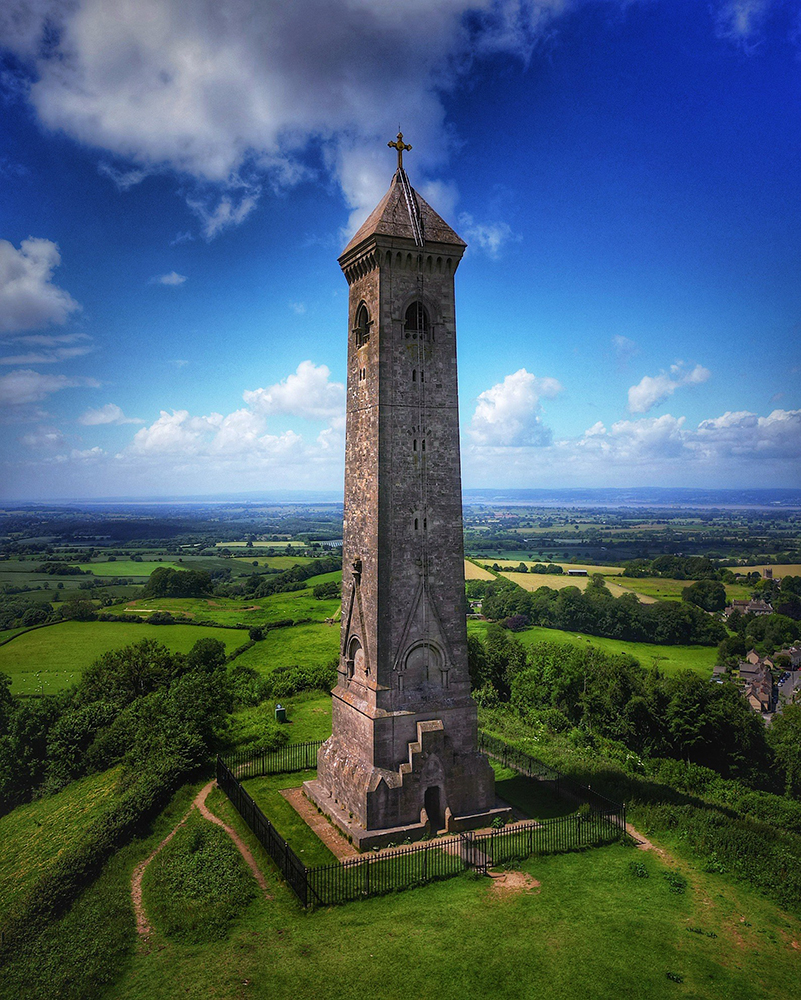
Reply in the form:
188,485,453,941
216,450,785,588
717,574,801,720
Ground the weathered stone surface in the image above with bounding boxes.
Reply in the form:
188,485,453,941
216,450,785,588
305,167,499,847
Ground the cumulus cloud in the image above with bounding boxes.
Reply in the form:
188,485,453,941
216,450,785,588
78,403,144,426
0,368,100,406
149,271,187,286
457,213,519,258
695,408,801,458
469,368,562,446
243,360,345,421
0,0,612,235
627,363,710,414
0,238,81,333
112,360,345,485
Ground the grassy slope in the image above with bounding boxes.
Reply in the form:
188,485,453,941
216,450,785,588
0,767,122,912
75,561,183,577
0,622,247,694
108,818,801,1000
467,620,718,677
235,622,340,674
3,693,800,999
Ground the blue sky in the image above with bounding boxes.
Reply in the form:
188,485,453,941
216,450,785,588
1,0,799,499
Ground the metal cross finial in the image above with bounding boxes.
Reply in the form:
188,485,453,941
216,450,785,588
388,131,412,170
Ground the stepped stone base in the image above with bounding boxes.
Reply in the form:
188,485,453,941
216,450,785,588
303,718,511,851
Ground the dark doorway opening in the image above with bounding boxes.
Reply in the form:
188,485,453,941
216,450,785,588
424,785,444,833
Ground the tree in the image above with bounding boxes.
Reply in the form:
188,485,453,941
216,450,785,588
682,579,726,612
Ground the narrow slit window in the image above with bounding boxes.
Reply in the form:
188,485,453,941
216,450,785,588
412,369,417,382
414,518,419,531
413,439,417,451
354,303,370,348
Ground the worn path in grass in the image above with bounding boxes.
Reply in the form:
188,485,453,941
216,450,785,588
131,780,271,939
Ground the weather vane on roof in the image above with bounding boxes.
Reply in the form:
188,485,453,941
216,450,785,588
388,131,412,170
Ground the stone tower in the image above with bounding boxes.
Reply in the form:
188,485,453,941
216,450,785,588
304,149,505,849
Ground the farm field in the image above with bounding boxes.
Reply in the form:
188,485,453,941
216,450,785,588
467,620,718,677
235,621,340,675
738,563,801,576
0,621,247,695
617,577,751,603
0,767,122,913
484,560,625,575
75,560,183,577
214,541,307,549
464,560,495,580
499,570,643,601
123,584,341,627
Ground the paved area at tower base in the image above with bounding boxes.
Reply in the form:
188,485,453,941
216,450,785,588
303,777,511,851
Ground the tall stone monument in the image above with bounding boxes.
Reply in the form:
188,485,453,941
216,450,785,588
304,136,506,849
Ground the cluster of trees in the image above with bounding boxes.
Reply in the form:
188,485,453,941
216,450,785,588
142,567,213,598
490,562,564,575
481,575,727,646
0,638,231,812
681,579,727,612
717,611,800,666
468,627,780,783
622,555,730,581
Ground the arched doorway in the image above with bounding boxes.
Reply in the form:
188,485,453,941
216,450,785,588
424,785,444,833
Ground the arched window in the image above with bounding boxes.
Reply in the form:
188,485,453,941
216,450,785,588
354,303,370,348
404,301,430,340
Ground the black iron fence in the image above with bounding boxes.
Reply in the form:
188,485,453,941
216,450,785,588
216,730,627,909
216,755,317,906
224,740,323,780
477,730,623,815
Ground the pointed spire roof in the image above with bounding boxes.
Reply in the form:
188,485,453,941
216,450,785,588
341,170,466,257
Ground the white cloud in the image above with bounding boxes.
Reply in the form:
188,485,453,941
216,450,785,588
186,190,261,240
20,426,67,450
696,408,801,459
469,368,562,446
0,238,81,333
457,212,519,258
715,1,774,49
0,368,100,406
289,302,306,315
0,331,93,365
1,0,610,234
243,360,345,421
78,403,144,426
150,271,187,286
98,162,149,190
627,363,710,414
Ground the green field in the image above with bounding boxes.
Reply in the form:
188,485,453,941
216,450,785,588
0,767,122,912
0,621,248,694
124,585,341,627
75,560,183,577
468,620,718,677
235,622,340,675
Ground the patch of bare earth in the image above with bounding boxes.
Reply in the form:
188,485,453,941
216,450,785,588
130,780,271,945
280,787,358,860
488,871,541,897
